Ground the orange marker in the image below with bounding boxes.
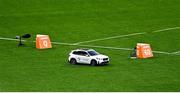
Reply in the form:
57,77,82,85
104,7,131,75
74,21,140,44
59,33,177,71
136,43,153,58
36,35,52,49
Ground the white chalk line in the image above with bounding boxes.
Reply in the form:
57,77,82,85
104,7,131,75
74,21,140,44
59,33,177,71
0,37,132,51
171,51,180,54
152,27,180,33
73,32,146,45
152,50,171,55
73,26,180,45
0,37,26,41
0,37,179,55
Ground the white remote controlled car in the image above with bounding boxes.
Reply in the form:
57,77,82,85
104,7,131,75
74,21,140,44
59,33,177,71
68,49,109,66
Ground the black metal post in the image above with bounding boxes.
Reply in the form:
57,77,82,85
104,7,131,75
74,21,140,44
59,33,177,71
18,36,24,46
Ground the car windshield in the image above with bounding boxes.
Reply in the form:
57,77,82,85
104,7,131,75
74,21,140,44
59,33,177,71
88,50,100,56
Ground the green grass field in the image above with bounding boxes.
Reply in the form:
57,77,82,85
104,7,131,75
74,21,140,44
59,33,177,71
0,0,180,92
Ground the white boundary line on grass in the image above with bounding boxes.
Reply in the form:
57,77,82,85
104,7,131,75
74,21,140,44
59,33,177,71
73,26,180,45
0,37,179,55
0,37,20,41
0,26,180,55
52,41,173,55
152,26,180,33
171,51,180,54
73,32,146,45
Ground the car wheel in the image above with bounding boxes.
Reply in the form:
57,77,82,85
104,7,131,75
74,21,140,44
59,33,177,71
70,58,77,65
91,60,97,66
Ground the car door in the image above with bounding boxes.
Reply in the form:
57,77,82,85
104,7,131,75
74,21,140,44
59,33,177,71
74,51,82,63
78,51,91,64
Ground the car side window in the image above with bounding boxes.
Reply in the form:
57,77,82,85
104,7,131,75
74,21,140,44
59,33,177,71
81,51,88,56
72,51,77,55
73,51,80,55
72,51,88,56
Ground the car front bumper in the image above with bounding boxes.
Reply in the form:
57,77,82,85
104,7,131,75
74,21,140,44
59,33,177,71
98,61,109,65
